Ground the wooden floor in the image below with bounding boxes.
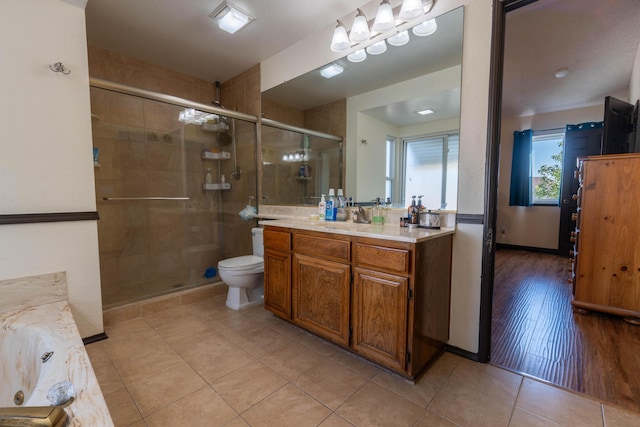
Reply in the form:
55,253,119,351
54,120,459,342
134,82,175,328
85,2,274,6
491,249,640,413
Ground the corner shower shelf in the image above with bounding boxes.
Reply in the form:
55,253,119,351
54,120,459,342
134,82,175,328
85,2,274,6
203,183,231,191
202,151,231,160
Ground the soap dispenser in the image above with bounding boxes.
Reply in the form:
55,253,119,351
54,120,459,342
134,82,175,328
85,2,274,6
318,194,326,220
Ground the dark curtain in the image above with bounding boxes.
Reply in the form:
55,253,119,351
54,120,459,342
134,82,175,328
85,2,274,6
509,129,533,206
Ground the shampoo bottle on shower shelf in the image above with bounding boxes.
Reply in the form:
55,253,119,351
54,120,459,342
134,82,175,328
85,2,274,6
205,168,213,184
318,194,326,220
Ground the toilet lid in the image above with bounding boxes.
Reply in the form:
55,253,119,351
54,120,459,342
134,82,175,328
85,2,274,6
218,255,263,270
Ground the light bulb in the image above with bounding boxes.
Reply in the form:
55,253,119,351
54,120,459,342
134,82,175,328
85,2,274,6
366,40,387,55
412,18,437,36
330,21,350,52
350,9,370,43
347,49,367,63
388,30,410,46
372,0,395,33
399,0,424,21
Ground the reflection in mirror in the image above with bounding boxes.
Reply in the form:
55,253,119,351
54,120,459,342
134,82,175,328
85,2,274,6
262,6,463,209
261,123,342,206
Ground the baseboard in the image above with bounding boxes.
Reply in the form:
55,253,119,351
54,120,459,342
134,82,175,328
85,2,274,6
496,243,560,255
82,332,108,345
445,344,482,362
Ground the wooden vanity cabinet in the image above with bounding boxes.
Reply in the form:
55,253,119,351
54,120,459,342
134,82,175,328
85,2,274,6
571,154,640,323
292,232,351,346
263,228,292,319
262,225,453,379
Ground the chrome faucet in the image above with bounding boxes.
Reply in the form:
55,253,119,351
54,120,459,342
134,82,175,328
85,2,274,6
352,205,371,224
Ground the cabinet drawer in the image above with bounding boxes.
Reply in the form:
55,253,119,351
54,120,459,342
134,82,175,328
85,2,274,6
264,229,291,252
293,233,350,262
355,244,409,274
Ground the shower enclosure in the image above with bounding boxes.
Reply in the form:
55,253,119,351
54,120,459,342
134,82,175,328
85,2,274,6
261,120,343,206
90,80,258,309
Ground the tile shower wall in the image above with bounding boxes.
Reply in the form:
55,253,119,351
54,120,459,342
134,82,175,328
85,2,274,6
88,48,258,308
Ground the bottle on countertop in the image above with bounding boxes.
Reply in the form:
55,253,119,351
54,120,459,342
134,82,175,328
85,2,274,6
221,174,226,184
372,197,385,224
318,194,326,220
408,195,419,224
205,168,213,184
326,189,336,221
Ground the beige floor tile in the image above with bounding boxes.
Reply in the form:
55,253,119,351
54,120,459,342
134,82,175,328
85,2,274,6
414,411,459,427
143,306,212,340
602,404,640,427
144,385,237,427
427,382,514,427
182,339,257,384
92,360,126,395
329,349,384,379
227,323,294,358
371,370,441,408
224,416,251,427
85,341,113,368
293,357,369,410
509,407,559,426
337,382,423,427
127,420,147,427
126,361,205,416
242,383,331,427
447,357,522,405
419,352,462,387
210,359,288,412
164,328,230,361
103,388,142,427
110,340,183,385
516,378,602,427
318,413,355,427
260,340,331,381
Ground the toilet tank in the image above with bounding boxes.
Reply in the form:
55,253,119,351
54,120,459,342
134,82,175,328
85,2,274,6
251,227,264,257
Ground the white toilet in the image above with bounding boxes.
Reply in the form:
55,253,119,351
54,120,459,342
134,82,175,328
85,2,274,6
218,227,264,310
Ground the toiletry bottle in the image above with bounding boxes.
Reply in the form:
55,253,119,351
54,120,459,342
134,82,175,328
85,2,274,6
221,174,226,184
337,189,344,208
326,189,336,221
205,168,213,184
410,196,419,224
318,194,326,220
372,198,384,224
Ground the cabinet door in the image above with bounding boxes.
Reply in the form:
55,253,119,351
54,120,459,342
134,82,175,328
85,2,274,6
292,253,350,346
264,249,291,319
352,268,408,372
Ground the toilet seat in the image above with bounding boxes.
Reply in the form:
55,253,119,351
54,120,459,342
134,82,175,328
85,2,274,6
218,255,263,271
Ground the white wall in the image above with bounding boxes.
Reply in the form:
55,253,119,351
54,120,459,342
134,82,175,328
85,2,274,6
497,105,603,249
0,0,102,338
631,41,640,102
262,1,493,354
355,113,397,202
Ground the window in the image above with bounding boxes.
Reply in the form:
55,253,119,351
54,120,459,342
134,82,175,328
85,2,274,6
531,132,564,205
385,137,396,203
400,133,458,210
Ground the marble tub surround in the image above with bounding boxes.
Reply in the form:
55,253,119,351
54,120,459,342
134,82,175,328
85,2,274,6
0,272,67,315
259,218,454,243
0,301,113,426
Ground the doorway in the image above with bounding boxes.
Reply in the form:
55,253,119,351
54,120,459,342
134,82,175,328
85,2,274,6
483,0,640,413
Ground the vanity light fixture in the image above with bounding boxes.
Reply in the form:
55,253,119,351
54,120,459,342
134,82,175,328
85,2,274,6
416,108,435,115
330,20,350,52
347,49,367,63
320,63,344,78
399,0,424,21
372,0,395,33
388,30,410,47
366,40,387,55
210,2,254,34
349,9,370,43
412,18,437,36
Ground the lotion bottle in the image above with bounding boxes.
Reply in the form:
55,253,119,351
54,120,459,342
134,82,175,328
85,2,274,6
205,168,213,184
326,189,336,221
318,194,326,220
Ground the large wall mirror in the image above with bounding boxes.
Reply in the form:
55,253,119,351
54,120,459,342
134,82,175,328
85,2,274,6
261,6,463,209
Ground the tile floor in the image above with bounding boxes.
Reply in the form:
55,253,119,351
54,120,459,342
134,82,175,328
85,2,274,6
86,293,640,426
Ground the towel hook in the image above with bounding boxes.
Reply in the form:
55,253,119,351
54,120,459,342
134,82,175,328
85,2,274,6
50,62,71,75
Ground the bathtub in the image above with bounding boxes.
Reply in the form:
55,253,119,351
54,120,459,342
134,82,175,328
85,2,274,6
0,301,113,425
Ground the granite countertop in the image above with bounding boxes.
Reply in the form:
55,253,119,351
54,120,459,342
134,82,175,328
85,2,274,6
258,218,455,243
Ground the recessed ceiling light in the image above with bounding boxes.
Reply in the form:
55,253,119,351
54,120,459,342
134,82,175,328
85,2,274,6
555,67,569,78
320,63,344,79
416,108,435,115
